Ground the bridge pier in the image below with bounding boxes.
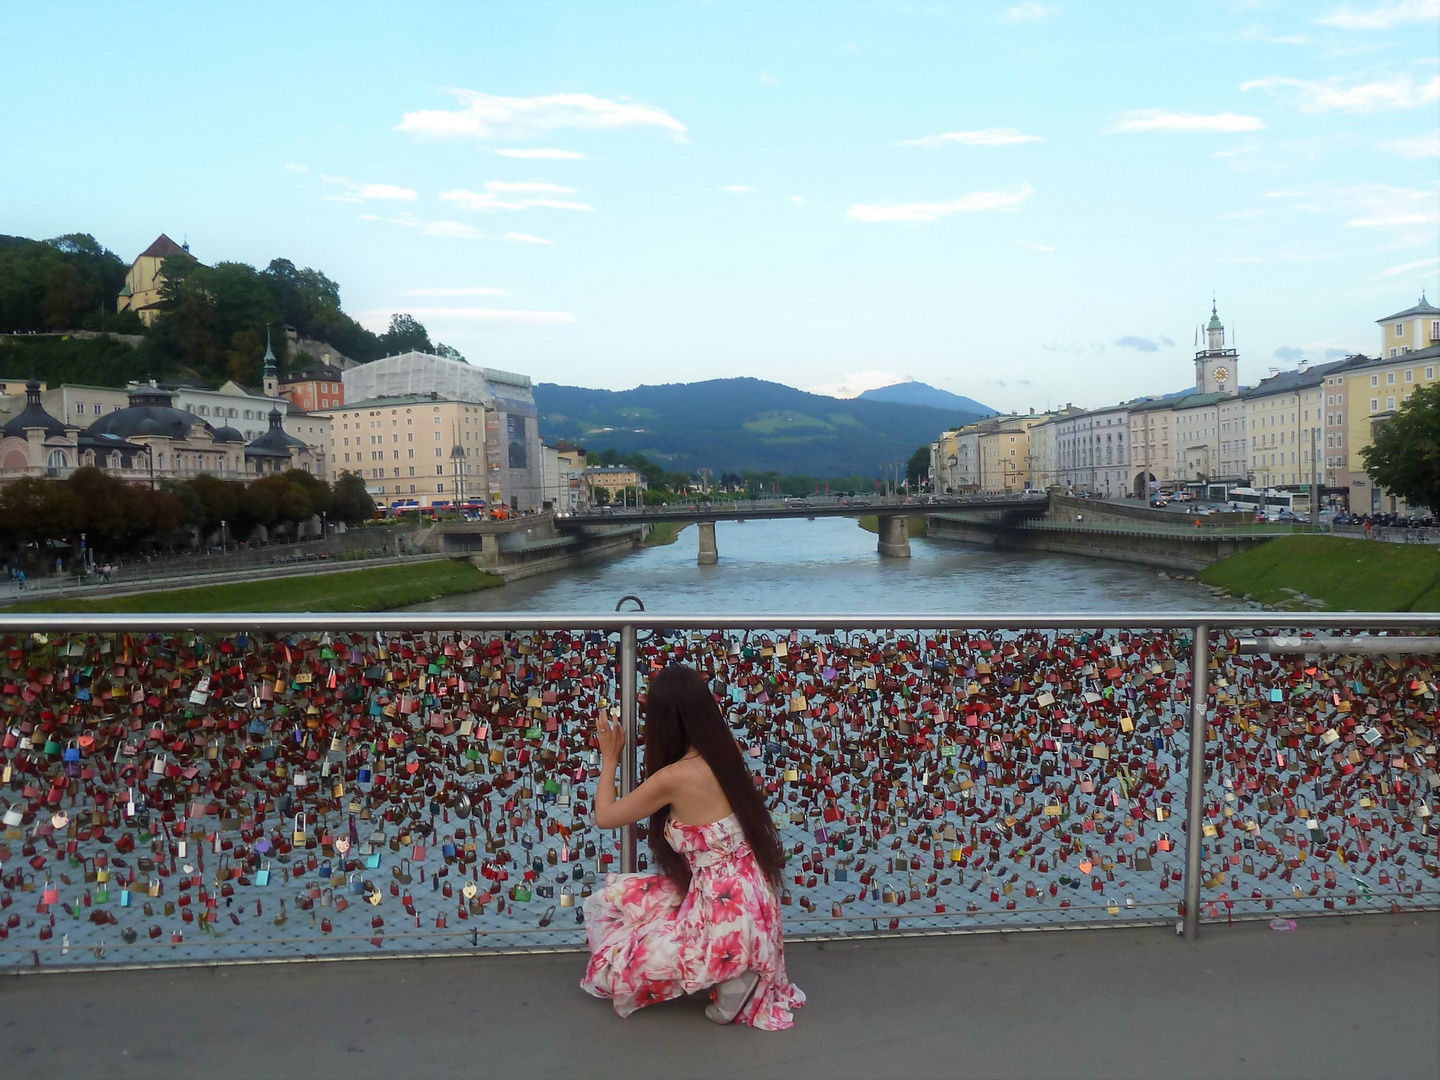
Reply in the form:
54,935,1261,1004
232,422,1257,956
876,514,911,558
696,520,718,565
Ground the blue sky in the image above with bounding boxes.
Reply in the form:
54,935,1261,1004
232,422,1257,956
3,0,1437,413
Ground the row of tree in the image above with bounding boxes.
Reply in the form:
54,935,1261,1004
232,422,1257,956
0,468,375,558
0,232,462,390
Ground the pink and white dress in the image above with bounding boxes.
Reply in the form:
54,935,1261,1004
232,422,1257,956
581,813,805,1030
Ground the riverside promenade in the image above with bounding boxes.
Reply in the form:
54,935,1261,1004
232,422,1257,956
4,913,1435,1079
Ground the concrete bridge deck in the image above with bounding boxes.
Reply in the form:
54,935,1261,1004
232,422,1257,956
557,492,1046,526
5,912,1435,1079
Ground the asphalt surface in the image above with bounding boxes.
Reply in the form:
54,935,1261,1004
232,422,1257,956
2,912,1436,1080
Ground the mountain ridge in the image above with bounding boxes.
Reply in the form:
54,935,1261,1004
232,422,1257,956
855,381,995,415
533,376,989,479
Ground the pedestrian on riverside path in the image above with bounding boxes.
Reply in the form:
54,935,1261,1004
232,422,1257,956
582,664,805,1029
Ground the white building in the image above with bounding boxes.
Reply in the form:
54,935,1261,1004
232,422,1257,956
1055,403,1130,496
343,352,544,510
1171,392,1236,492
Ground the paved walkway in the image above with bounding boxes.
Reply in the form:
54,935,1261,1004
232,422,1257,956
3,913,1435,1079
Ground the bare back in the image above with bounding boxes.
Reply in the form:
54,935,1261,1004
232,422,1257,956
659,753,735,827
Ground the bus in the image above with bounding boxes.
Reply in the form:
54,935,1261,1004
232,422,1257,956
1226,488,1309,515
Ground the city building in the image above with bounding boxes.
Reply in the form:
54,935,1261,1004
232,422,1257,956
0,378,45,398
343,351,543,509
1054,403,1131,496
585,465,646,503
1376,293,1440,358
978,414,1049,493
554,447,590,510
279,359,346,413
1342,345,1439,513
1171,391,1239,493
1128,397,1175,496
929,430,960,493
315,394,489,510
1217,394,1250,490
115,234,193,326
1242,357,1364,493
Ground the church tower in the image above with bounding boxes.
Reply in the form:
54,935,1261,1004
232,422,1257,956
1194,300,1238,394
262,327,279,397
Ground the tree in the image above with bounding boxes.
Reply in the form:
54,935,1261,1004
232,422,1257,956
434,342,465,361
331,471,375,524
380,313,433,355
1361,382,1440,512
906,445,930,489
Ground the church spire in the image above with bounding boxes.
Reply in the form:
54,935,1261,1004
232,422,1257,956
262,327,278,397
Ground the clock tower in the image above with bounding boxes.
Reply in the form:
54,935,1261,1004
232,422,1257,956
1194,300,1238,395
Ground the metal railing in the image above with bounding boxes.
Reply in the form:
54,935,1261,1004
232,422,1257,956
0,610,1435,972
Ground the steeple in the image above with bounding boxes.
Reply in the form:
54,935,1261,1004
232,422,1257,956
262,327,278,397
1206,299,1224,351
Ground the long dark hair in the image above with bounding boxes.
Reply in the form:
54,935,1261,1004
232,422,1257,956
642,664,783,893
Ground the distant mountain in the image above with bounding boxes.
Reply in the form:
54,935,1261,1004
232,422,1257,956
856,381,995,415
534,377,990,479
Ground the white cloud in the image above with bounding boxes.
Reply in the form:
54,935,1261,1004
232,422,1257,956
807,371,911,398
1242,73,1440,113
357,212,481,239
505,232,556,245
1108,110,1266,133
441,182,594,212
786,195,807,207
319,174,418,202
1317,0,1440,29
284,163,310,173
365,307,576,325
847,183,1034,223
404,286,511,297
495,148,588,159
1265,181,1440,230
1005,2,1055,20
1379,255,1440,276
721,185,756,193
1380,130,1440,158
398,89,686,142
897,127,1043,148
760,73,780,85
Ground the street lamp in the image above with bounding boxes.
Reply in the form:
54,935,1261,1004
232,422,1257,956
220,520,227,556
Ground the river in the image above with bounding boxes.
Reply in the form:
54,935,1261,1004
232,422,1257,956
408,517,1241,613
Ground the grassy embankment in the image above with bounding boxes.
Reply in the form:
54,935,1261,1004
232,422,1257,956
856,515,929,538
644,521,692,546
8,560,502,614
1200,535,1440,611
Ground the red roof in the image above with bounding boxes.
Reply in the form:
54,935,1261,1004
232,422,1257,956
138,233,190,259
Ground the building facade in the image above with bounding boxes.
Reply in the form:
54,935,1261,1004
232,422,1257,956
1128,398,1175,496
1376,293,1440,358
316,394,489,509
1055,404,1130,496
1343,344,1439,512
1170,392,1237,491
115,234,193,326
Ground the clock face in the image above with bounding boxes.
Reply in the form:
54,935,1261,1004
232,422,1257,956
1214,367,1230,383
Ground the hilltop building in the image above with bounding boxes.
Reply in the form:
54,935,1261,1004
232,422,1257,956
1376,293,1439,358
115,234,194,326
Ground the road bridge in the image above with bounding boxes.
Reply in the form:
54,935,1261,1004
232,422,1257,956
556,493,1048,562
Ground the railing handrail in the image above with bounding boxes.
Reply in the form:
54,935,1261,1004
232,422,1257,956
0,611,1435,632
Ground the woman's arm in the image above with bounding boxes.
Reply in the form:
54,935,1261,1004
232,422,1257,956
593,709,676,830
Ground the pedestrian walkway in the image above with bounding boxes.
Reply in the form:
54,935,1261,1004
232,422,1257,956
3,912,1435,1079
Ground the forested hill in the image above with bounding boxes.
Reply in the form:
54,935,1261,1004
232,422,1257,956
534,378,990,479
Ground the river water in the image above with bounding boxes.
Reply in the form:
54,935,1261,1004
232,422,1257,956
409,518,1240,613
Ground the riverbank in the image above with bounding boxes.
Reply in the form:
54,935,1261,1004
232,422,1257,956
7,560,502,613
644,521,692,547
857,515,928,538
1200,535,1440,611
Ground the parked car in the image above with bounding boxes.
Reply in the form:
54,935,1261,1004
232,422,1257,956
1149,495,1169,508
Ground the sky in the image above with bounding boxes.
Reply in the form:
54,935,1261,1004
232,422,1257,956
3,0,1438,414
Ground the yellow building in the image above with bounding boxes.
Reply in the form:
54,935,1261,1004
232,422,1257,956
1376,293,1440,359
1242,362,1344,491
315,394,491,509
116,234,194,326
978,415,1047,493
1343,346,1439,513
585,466,645,501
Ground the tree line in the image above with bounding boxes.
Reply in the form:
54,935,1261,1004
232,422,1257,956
0,232,461,389
0,468,375,561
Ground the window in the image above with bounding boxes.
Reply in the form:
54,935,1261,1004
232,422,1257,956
1405,370,1413,382
1395,323,1403,337
437,483,445,493
437,466,444,475
1425,367,1435,380
1390,349,1398,358
1387,396,1395,411
75,402,85,414
1371,375,1380,387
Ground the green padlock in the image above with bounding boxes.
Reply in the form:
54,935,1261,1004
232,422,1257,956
512,884,532,903
96,880,109,904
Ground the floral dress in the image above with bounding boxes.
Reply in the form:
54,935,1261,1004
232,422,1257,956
581,814,805,1030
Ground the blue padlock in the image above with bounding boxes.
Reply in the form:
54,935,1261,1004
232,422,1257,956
63,740,80,763
349,871,365,895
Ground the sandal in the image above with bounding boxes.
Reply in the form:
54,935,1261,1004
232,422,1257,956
705,970,761,1025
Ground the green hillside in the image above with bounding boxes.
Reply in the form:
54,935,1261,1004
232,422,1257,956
1200,535,1440,611
535,378,990,479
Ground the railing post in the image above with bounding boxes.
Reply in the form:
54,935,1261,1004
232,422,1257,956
1183,621,1210,939
619,622,639,873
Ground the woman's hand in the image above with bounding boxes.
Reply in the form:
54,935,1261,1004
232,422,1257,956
596,708,626,761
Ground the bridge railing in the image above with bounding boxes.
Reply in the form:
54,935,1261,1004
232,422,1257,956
0,612,1435,971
